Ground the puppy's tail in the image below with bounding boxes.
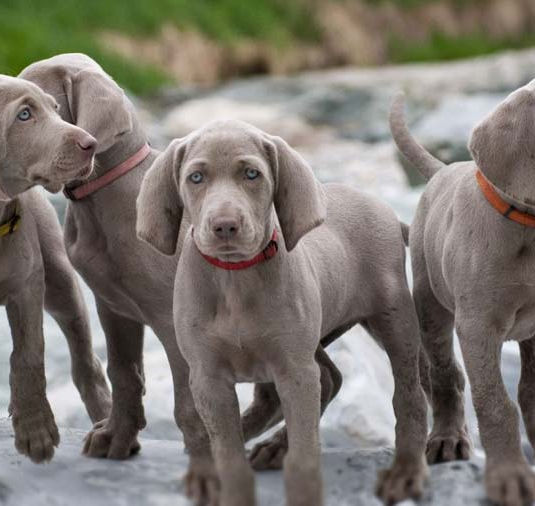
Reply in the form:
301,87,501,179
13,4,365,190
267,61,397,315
400,221,410,246
389,92,445,182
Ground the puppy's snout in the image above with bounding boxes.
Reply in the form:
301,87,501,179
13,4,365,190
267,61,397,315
76,134,97,154
212,217,240,240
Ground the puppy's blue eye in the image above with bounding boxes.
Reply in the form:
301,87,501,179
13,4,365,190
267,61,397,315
189,171,204,184
245,168,259,180
17,108,31,121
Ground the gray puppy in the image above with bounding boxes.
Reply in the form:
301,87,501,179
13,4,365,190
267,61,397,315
0,75,110,462
20,53,350,505
136,120,429,506
390,87,535,506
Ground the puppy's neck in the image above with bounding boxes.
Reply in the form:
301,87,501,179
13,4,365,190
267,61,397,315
92,120,148,178
488,178,535,216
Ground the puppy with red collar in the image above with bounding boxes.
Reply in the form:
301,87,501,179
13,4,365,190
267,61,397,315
136,120,428,506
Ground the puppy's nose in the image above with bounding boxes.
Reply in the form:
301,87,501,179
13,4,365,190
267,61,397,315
76,134,97,154
212,217,240,240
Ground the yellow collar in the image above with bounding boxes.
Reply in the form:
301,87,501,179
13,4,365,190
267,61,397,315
0,204,20,237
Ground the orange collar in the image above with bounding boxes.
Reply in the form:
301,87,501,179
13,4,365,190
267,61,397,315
476,170,535,228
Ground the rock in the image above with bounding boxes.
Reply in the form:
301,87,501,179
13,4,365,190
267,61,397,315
153,48,535,187
0,418,490,506
160,95,333,147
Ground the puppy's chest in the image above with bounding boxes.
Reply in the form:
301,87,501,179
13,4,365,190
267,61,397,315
208,294,272,346
181,293,284,382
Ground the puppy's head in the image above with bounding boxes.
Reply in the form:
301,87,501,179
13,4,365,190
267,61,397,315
0,75,97,199
469,80,535,206
136,120,326,258
19,53,134,158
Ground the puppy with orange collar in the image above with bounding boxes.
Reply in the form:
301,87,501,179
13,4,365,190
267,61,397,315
391,86,535,506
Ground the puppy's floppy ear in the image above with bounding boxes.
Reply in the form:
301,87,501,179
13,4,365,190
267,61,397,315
136,139,185,255
0,100,22,201
469,84,535,189
264,135,326,251
65,69,133,153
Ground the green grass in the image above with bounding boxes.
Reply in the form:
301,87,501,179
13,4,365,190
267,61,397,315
0,0,318,95
389,31,535,63
363,0,481,7
0,0,534,95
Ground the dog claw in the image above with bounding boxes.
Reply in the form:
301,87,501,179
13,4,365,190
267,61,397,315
184,457,220,506
12,404,60,463
376,458,428,505
249,430,287,470
486,462,535,506
426,429,472,463
82,418,140,459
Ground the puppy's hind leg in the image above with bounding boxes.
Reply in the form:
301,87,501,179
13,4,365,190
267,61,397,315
413,273,471,463
242,383,281,443
248,347,342,471
518,338,535,452
368,286,428,504
83,298,144,459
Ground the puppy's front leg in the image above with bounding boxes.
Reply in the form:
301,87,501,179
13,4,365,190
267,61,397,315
190,365,255,506
6,275,59,463
157,334,219,506
43,254,111,423
273,357,323,506
457,317,535,506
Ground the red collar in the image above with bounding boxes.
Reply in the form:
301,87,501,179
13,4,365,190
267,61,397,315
64,143,151,200
198,230,278,270
476,170,535,228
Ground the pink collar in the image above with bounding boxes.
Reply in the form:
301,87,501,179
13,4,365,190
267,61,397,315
198,230,279,271
64,143,151,200
0,183,10,201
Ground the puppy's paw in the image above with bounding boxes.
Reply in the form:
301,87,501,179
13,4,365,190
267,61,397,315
486,461,535,506
426,428,471,463
184,456,220,506
82,418,140,459
249,430,287,470
12,404,60,463
376,457,428,505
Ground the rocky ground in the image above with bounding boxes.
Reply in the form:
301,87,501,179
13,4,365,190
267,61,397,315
2,48,535,503
0,419,490,506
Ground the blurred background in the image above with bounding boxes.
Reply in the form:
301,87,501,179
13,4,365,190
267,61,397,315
0,0,534,460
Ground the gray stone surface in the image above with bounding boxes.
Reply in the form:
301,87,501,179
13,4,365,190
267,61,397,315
0,419,490,506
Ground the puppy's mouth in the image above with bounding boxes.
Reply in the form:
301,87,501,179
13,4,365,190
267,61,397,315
195,235,261,261
32,162,94,193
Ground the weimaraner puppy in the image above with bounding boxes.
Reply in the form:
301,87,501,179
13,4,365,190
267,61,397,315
390,86,535,506
136,120,429,506
20,53,351,504
0,75,110,462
